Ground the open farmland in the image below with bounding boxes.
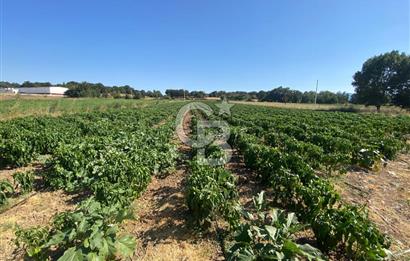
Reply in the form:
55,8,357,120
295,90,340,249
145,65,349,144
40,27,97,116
228,100,409,115
0,100,409,260
0,96,154,120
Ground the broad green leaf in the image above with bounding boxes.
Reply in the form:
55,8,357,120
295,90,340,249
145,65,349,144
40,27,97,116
264,225,277,240
255,191,265,210
298,244,325,261
58,247,84,261
282,239,300,256
46,231,65,247
286,213,296,229
89,231,103,250
86,252,105,261
98,238,110,257
115,235,136,257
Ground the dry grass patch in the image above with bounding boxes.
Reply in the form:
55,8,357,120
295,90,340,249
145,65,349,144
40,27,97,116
0,190,77,260
334,154,410,252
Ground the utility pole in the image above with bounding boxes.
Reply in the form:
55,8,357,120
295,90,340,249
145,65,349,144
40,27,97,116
314,80,319,104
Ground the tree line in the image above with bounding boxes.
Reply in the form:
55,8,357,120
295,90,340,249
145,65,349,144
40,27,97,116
165,88,350,104
0,81,350,103
0,81,163,99
162,50,410,108
62,82,162,99
1,50,408,109
0,81,52,88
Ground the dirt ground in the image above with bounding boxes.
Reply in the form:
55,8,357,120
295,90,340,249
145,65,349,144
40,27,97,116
121,112,223,261
121,164,222,261
0,163,79,260
226,149,264,210
0,190,77,260
334,154,410,254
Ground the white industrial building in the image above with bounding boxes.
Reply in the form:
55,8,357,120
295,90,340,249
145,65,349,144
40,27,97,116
17,86,69,96
0,88,19,94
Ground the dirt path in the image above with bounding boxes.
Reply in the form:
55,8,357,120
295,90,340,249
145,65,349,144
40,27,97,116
225,149,263,210
122,113,223,261
334,154,410,252
0,163,44,183
122,163,222,260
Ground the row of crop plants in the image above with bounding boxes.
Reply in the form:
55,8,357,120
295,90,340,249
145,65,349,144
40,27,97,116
228,105,410,173
218,104,410,260
0,102,185,260
0,103,180,168
185,113,326,260
183,102,410,260
228,130,389,260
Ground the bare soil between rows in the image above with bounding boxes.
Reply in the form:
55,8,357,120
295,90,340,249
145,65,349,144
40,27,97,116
1,115,409,260
121,112,223,260
0,189,77,260
334,154,410,253
1,150,409,261
121,158,223,261
0,163,76,260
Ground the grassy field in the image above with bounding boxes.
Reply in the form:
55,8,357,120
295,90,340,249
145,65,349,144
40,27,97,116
0,95,158,120
229,100,408,114
1,95,408,121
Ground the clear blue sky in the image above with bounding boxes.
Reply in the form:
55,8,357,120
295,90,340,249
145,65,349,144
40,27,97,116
1,0,409,93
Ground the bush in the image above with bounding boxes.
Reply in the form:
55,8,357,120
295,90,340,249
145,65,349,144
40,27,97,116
227,192,325,261
13,171,35,194
186,158,240,229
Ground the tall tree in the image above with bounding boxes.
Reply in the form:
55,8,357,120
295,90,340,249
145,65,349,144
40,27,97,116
353,51,410,111
390,53,410,109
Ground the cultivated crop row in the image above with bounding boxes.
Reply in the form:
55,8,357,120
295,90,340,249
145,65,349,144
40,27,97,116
221,104,410,260
0,102,185,260
229,105,410,172
185,113,326,260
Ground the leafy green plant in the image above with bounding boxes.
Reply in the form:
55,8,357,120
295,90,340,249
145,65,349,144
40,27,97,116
2,102,184,260
0,136,38,167
230,125,390,260
15,199,136,260
0,179,14,206
311,205,390,260
44,127,177,208
186,158,240,229
352,148,382,169
15,226,50,259
227,192,325,261
227,103,410,173
13,171,35,194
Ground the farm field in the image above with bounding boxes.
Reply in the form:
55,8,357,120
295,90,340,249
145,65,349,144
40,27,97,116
0,96,158,120
0,100,409,260
227,100,409,115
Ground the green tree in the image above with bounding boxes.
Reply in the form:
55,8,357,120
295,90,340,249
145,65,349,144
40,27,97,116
353,51,410,111
390,54,410,109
